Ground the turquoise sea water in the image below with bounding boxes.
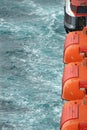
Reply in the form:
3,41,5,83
0,0,65,129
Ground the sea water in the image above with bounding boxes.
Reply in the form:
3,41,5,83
0,0,65,129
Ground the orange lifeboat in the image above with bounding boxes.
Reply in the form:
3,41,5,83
64,27,87,64
62,61,87,100
60,97,87,130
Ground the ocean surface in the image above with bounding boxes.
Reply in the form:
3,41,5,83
0,0,65,130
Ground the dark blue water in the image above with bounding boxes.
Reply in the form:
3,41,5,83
0,0,65,129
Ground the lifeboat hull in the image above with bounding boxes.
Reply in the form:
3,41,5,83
60,98,87,130
64,27,87,63
62,62,87,100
